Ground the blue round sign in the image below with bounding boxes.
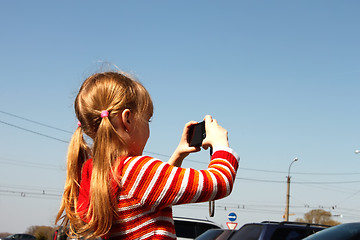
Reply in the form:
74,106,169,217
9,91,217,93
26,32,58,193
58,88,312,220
228,212,237,222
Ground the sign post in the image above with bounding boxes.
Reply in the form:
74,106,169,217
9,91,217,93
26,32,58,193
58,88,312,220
227,212,238,230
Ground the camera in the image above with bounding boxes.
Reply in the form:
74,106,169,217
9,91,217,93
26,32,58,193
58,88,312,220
188,121,206,147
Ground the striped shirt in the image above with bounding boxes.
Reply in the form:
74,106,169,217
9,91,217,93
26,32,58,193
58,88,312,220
78,147,239,239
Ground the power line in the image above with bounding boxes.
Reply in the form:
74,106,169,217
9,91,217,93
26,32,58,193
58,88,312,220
3,153,360,185
1,120,360,185
2,186,359,220
0,189,62,199
238,177,360,184
241,167,360,176
0,183,63,193
0,157,65,171
0,110,72,133
2,183,360,220
2,112,360,178
174,202,360,220
0,119,69,143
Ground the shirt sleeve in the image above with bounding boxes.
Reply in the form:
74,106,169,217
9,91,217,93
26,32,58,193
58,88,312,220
119,148,239,211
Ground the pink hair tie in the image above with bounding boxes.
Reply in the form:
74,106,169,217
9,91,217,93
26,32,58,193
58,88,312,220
101,110,109,118
77,121,81,127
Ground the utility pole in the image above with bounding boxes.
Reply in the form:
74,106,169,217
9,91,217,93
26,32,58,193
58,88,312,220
285,157,298,221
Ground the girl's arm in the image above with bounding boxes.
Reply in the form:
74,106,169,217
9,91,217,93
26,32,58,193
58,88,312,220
122,147,239,210
167,121,201,167
168,115,230,167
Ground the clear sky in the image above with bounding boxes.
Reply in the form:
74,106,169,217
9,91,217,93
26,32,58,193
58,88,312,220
0,0,360,233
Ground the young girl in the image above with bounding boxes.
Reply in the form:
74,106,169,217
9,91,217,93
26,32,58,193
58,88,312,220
56,71,240,239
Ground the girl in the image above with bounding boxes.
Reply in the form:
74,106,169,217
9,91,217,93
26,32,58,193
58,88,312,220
56,71,239,239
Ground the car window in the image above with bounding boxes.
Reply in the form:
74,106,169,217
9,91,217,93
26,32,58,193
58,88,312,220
196,229,234,240
303,223,360,240
174,218,221,239
197,222,221,236
195,230,224,240
230,224,263,240
175,220,197,239
217,231,236,240
270,227,309,240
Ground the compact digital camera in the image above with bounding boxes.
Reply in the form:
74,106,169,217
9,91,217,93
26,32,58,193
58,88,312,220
188,121,206,147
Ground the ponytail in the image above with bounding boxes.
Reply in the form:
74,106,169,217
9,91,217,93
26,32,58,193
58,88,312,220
86,114,124,237
56,125,90,235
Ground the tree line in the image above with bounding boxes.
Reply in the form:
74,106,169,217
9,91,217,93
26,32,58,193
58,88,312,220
0,226,56,240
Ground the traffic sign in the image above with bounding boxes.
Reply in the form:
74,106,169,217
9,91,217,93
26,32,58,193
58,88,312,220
226,222,238,229
228,212,237,222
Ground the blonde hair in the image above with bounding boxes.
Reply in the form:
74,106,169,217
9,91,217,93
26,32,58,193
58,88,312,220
56,71,153,238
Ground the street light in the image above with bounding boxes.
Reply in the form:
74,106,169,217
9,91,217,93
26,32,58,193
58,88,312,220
285,157,298,221
355,150,360,154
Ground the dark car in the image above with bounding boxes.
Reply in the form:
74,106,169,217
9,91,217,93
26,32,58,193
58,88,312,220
174,216,221,240
302,222,360,240
0,234,36,240
195,221,329,240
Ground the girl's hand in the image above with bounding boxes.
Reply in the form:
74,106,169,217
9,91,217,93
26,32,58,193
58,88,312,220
168,121,201,167
202,115,229,150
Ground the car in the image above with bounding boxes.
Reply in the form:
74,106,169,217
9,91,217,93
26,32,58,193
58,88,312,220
302,222,360,240
0,234,36,240
195,229,235,240
174,216,221,240
195,221,329,240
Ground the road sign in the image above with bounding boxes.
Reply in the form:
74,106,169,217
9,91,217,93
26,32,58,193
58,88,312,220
226,222,238,230
228,212,237,222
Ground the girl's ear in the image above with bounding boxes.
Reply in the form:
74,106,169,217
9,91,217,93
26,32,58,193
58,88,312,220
121,109,132,132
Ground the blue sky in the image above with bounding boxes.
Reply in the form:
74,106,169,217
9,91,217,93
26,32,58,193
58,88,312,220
1,0,360,233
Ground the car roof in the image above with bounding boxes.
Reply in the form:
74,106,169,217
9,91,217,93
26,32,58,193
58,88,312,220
173,216,221,227
247,221,330,228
